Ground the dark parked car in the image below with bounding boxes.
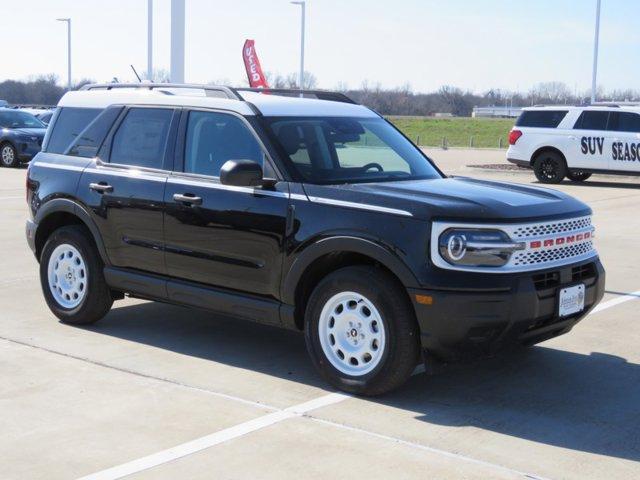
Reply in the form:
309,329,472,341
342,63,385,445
0,109,46,167
36,110,54,125
25,84,605,395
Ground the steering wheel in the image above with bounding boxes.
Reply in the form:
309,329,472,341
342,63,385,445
361,162,384,172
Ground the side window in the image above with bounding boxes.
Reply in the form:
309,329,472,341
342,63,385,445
46,107,102,154
574,111,610,130
110,108,173,169
607,112,640,133
515,110,567,128
66,107,123,158
184,111,263,176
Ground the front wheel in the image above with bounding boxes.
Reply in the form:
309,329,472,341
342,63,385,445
0,143,18,168
567,170,592,182
304,266,420,396
533,151,567,184
40,225,113,325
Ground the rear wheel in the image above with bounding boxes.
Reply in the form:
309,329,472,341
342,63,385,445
40,225,113,325
0,143,18,168
533,151,567,184
567,170,592,182
304,266,420,396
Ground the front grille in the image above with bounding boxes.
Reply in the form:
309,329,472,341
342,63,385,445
512,217,592,239
431,215,597,273
513,241,594,267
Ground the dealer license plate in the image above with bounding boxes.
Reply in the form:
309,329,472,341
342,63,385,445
559,284,585,317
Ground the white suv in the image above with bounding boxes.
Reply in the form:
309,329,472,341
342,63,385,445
507,105,640,183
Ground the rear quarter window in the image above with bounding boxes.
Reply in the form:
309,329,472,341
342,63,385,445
46,107,102,154
515,110,568,128
66,107,123,158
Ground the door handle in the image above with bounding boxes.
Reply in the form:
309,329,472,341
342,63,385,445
89,182,113,193
173,193,202,205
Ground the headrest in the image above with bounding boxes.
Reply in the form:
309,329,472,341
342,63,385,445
276,125,301,155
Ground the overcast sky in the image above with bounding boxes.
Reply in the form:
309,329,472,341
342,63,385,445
2,0,638,94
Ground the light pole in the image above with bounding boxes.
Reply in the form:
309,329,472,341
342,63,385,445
147,0,153,81
591,0,601,104
57,18,71,90
291,1,306,90
170,0,185,83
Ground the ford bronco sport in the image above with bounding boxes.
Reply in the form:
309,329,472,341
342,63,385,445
26,84,605,395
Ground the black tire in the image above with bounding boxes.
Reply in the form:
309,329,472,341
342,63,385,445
533,151,567,184
39,225,113,325
304,266,420,396
0,143,19,168
567,170,592,182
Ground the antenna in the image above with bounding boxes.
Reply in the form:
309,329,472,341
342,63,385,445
130,65,142,83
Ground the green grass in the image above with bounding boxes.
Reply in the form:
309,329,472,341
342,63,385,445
388,116,515,149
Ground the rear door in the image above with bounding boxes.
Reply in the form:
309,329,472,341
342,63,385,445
77,106,179,275
606,111,640,172
570,110,612,169
163,109,288,298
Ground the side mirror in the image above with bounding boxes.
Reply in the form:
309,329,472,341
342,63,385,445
220,159,264,187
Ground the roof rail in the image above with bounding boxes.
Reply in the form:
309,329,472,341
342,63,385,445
234,88,357,104
80,83,242,100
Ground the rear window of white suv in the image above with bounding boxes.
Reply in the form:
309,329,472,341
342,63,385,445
515,110,568,128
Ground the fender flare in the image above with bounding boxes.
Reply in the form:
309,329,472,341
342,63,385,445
34,198,110,265
281,236,419,305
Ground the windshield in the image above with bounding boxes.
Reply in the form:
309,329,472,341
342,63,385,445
0,110,46,129
261,116,442,184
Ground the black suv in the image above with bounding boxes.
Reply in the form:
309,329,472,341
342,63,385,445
26,84,605,395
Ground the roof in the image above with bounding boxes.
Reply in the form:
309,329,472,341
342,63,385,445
59,89,256,115
240,90,377,117
60,84,378,118
524,104,640,113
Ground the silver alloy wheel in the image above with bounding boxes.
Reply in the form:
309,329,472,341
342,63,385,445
1,145,15,165
318,291,386,376
47,244,88,309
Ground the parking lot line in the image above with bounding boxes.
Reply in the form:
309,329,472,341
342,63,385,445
1,335,281,412
0,195,24,200
76,393,350,480
306,417,552,480
589,290,640,315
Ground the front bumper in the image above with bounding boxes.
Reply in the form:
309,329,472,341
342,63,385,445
409,257,605,362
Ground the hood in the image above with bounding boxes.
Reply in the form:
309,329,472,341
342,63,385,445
303,177,591,221
12,127,46,137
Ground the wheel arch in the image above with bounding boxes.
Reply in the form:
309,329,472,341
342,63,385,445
530,145,567,167
282,236,418,330
34,199,109,265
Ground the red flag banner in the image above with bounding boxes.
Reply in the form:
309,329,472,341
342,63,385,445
242,39,270,89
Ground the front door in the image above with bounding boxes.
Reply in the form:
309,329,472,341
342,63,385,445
163,110,288,298
606,111,640,172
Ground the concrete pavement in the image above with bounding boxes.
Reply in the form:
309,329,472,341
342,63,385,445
1,153,639,480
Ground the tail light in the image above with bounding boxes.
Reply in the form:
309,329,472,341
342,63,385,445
508,129,522,145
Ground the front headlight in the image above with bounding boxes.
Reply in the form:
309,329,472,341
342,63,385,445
438,229,525,267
